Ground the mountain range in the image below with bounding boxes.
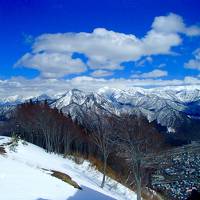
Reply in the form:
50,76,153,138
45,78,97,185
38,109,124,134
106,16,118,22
1,86,200,139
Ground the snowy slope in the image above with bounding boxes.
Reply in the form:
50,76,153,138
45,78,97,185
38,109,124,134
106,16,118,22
0,136,136,200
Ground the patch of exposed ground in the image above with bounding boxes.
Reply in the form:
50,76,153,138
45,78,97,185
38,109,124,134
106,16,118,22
0,145,6,155
51,170,82,190
43,168,82,190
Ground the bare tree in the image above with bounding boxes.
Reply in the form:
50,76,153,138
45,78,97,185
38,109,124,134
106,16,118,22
117,114,164,200
84,111,116,188
14,101,85,154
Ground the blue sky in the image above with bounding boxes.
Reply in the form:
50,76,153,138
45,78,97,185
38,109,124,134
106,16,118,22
0,0,200,98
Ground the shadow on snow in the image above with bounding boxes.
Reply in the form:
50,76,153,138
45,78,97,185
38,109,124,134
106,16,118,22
35,185,117,200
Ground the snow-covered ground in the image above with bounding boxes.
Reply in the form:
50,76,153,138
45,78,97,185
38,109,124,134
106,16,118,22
0,136,136,200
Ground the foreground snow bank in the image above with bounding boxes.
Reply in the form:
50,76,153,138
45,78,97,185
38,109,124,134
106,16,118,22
0,136,136,200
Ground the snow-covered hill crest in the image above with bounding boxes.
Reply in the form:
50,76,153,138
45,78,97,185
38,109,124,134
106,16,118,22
0,136,136,200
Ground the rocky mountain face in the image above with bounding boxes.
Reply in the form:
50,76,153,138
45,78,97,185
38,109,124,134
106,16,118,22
51,87,200,137
1,86,200,139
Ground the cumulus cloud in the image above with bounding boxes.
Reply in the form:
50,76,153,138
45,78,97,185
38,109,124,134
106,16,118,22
152,13,185,34
15,52,87,78
142,29,181,55
90,70,114,77
132,69,168,78
184,48,200,70
31,28,144,70
31,26,180,67
152,13,200,36
15,13,200,77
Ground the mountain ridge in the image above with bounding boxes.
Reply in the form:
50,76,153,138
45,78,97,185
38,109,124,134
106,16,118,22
1,86,200,139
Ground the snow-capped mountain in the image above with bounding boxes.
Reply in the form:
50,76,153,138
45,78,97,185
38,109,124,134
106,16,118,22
0,94,53,120
0,94,53,106
1,86,200,133
51,86,200,130
51,89,117,124
0,95,27,106
28,94,54,103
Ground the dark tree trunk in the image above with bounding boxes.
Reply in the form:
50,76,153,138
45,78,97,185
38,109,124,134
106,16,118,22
134,161,142,200
101,154,107,188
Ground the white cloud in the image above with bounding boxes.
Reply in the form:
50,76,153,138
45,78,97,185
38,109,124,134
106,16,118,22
90,70,114,77
194,48,200,60
32,26,180,66
183,76,200,84
142,29,181,55
1,76,200,99
136,56,153,67
152,13,200,36
15,52,87,78
184,48,200,70
185,25,200,36
15,13,199,76
185,60,200,70
158,63,166,68
132,69,168,78
6,13,199,99
31,28,144,70
152,13,185,34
